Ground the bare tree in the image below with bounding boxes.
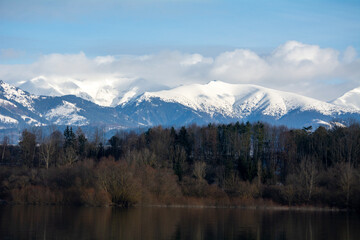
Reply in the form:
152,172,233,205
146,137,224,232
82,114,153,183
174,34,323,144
336,161,356,207
193,161,206,180
300,156,317,202
257,160,262,188
64,147,78,166
1,136,9,162
39,136,55,169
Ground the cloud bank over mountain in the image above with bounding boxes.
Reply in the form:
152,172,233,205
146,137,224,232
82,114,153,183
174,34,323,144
0,41,359,105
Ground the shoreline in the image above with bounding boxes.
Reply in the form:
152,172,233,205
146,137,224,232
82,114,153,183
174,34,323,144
139,204,349,212
0,200,352,212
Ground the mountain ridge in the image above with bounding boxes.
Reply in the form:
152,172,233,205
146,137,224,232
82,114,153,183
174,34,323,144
1,79,359,131
332,86,360,110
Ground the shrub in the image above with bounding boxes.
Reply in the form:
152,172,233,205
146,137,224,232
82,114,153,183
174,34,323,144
97,158,141,207
80,188,111,206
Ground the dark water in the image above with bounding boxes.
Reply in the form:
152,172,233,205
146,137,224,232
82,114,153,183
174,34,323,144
0,206,359,240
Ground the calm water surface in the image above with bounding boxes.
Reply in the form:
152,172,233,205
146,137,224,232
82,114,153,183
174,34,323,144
0,206,359,240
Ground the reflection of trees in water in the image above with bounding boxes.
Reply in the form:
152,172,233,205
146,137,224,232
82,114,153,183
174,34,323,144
1,206,360,240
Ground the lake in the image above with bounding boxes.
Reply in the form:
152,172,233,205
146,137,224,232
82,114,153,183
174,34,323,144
0,206,359,239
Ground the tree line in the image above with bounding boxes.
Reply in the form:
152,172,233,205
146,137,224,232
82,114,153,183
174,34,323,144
0,122,359,209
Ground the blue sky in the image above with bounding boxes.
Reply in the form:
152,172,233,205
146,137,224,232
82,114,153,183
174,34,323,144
1,0,359,61
0,0,359,101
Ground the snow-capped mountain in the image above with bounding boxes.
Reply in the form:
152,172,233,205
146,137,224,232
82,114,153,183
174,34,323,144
18,77,168,107
136,81,353,117
0,80,134,129
18,77,64,96
32,95,133,127
111,79,169,107
0,80,44,128
19,77,96,103
120,81,359,128
332,86,360,110
1,79,360,131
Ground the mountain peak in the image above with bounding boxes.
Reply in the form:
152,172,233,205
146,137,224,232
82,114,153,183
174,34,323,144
0,80,37,112
136,81,355,122
332,86,360,110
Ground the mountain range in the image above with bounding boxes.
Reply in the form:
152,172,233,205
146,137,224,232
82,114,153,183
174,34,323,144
1,79,360,133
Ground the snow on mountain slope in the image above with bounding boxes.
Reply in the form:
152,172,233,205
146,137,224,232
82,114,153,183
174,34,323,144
112,79,169,107
0,80,37,112
117,87,139,106
1,79,360,130
0,80,122,128
19,77,95,102
19,76,122,106
0,114,18,124
313,119,346,129
18,77,169,107
20,115,44,126
332,87,360,110
19,77,63,96
137,80,356,119
0,99,17,109
45,100,89,126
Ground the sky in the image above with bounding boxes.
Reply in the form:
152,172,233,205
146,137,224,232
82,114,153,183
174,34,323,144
0,0,360,102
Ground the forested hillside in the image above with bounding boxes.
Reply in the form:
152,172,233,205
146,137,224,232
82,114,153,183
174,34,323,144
0,122,359,210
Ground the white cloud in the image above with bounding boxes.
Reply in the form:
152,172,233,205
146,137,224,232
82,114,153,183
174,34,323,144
0,41,359,105
211,49,269,82
343,46,357,64
271,41,338,64
263,41,340,84
180,53,213,66
94,55,116,65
